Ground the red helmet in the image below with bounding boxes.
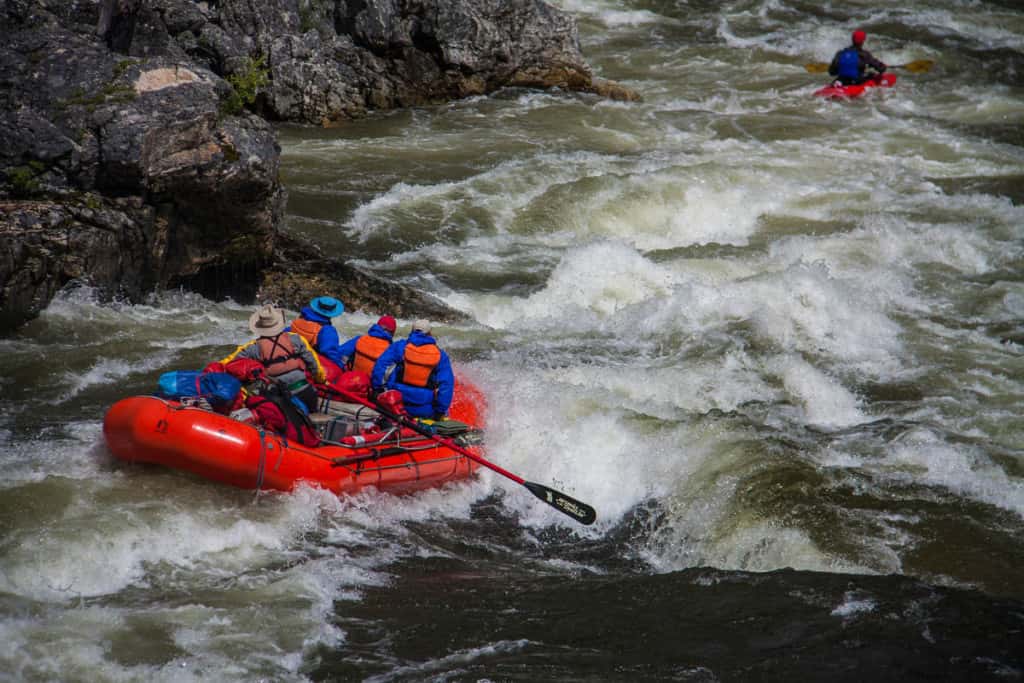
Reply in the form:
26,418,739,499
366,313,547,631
852,30,866,45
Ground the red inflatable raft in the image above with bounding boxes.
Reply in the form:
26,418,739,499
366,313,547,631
814,72,896,100
103,381,486,496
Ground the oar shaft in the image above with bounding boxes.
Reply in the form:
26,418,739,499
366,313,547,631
456,444,525,484
326,386,504,475
320,384,596,524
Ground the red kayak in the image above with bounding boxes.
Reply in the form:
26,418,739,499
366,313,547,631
103,380,486,496
814,72,896,99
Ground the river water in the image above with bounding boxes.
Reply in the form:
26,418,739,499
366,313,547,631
3,1,1024,681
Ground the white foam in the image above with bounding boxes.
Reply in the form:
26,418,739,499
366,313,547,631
831,592,878,618
56,353,176,403
0,485,358,602
1,423,109,487
902,9,1024,51
475,364,696,530
887,427,1024,518
463,230,909,383
365,639,532,683
554,0,669,28
0,482,461,678
772,355,866,429
584,169,792,250
647,516,879,576
558,348,779,419
737,262,904,375
466,241,677,329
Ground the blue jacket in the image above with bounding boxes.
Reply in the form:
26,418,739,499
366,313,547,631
288,307,344,365
828,46,886,82
338,323,394,367
371,330,454,418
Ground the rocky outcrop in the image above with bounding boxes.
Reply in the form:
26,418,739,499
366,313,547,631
260,232,469,322
1,0,283,328
114,0,638,125
1,0,637,329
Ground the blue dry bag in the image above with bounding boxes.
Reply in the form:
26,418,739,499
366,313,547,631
199,373,242,405
158,370,203,398
157,371,241,406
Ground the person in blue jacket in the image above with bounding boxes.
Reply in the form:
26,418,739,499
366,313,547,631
337,315,397,376
287,296,345,365
829,29,887,85
371,319,454,419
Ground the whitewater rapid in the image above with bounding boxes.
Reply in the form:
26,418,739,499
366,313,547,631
2,0,1023,679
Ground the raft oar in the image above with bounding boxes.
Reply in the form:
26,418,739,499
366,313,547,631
321,386,597,525
804,59,934,74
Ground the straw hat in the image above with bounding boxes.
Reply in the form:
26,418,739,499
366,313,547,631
248,304,286,337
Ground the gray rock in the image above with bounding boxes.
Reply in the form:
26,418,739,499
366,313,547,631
1,2,282,327
1,0,637,330
259,232,470,323
121,0,633,124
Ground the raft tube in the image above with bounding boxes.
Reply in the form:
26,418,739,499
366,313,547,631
103,381,485,496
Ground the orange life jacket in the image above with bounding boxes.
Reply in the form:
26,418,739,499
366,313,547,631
352,335,390,375
256,333,305,377
400,342,441,388
290,317,322,347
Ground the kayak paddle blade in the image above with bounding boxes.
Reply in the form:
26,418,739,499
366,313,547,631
804,62,829,73
897,59,934,73
523,481,597,525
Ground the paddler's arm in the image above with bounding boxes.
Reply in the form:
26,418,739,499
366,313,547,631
861,48,886,72
432,351,455,418
371,340,404,391
219,339,257,365
337,335,359,367
294,333,326,383
315,325,345,365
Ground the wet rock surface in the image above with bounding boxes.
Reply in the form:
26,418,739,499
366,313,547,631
0,0,634,330
258,231,469,323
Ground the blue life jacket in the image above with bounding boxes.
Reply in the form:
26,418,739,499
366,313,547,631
836,48,861,80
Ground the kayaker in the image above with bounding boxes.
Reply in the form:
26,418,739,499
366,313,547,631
371,319,454,420
287,295,346,365
220,304,326,413
828,29,887,85
338,315,397,376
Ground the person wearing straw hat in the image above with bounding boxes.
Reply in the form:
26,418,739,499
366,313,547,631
288,296,346,365
338,314,397,376
220,304,326,413
370,318,454,420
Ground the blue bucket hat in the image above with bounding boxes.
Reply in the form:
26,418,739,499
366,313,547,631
309,296,344,318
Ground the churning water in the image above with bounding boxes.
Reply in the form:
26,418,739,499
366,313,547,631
2,1,1023,680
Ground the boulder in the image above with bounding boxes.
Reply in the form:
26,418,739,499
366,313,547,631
1,0,637,330
259,232,469,322
0,0,282,327
102,0,638,123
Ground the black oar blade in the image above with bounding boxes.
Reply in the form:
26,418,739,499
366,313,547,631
523,481,597,525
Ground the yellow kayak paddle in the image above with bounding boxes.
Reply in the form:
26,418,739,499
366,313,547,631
804,59,934,74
